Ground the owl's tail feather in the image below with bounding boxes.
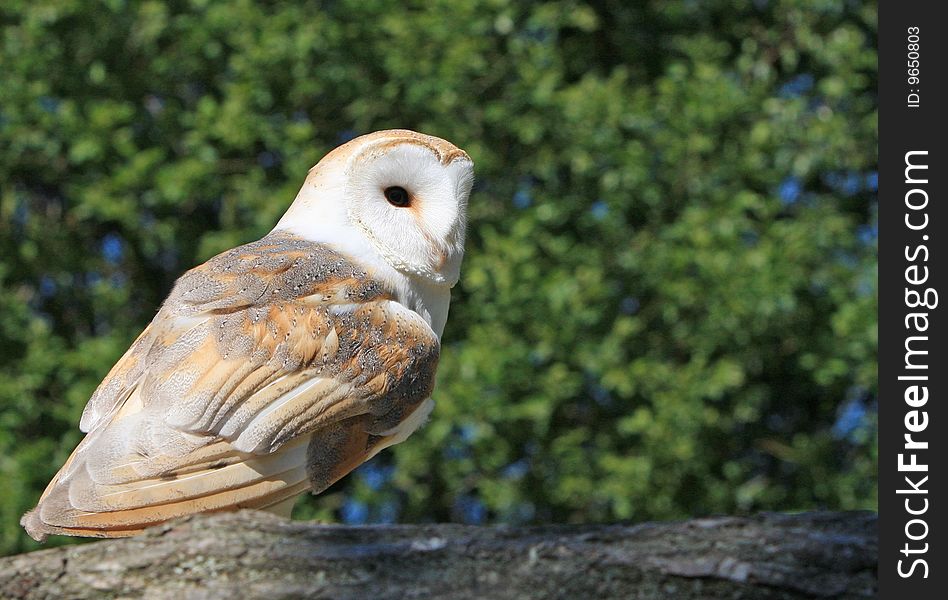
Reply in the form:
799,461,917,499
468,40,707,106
20,481,310,540
20,401,432,542
20,437,312,542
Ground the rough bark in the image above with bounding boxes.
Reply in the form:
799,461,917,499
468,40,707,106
0,510,876,599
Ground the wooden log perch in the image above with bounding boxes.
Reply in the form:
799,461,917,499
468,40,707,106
0,510,876,599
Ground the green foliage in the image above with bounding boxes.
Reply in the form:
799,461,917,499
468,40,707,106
0,0,876,555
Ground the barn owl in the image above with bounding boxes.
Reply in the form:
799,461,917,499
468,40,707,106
21,129,473,540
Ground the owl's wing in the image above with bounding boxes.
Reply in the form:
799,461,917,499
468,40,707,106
22,233,439,540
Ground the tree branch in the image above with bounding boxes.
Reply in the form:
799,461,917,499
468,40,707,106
0,511,876,599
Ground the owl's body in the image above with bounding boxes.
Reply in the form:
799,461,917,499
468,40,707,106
22,130,473,540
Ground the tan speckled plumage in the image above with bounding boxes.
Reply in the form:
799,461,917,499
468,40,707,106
22,130,472,540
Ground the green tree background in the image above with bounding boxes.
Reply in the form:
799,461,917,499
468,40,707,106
0,0,877,555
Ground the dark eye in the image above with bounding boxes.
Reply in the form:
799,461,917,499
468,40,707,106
384,186,411,207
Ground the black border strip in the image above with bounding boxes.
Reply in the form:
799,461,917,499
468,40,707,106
879,2,946,595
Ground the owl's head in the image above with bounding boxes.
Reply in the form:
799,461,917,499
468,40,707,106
277,130,474,287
